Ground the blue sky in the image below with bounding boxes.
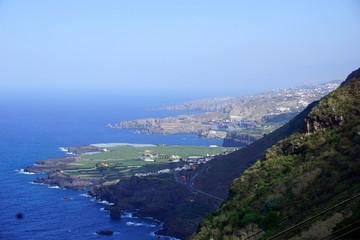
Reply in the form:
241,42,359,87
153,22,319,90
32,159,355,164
1,0,359,98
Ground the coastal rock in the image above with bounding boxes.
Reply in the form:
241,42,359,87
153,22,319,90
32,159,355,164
24,156,79,174
104,205,121,219
38,171,97,190
96,230,113,235
89,176,217,240
66,145,103,154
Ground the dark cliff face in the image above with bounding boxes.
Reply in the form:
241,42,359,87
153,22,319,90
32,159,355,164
192,71,360,240
89,175,219,240
34,171,96,190
304,69,360,133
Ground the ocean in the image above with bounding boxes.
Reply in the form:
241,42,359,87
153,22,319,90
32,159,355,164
0,93,222,240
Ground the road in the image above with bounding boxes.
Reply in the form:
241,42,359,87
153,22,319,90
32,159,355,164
174,171,224,202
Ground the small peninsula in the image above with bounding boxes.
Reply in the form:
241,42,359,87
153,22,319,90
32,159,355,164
25,143,236,190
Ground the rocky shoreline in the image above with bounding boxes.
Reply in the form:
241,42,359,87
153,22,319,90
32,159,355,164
24,145,104,190
88,175,220,239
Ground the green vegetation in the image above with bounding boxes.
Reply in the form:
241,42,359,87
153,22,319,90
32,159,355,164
63,145,234,181
192,75,360,239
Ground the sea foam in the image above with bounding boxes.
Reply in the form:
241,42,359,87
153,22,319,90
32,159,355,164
126,221,157,228
59,147,68,152
17,169,35,175
79,193,91,198
95,199,114,205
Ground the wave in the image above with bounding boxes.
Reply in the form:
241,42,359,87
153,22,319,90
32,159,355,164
143,216,161,222
126,221,157,228
121,210,142,219
122,211,134,218
59,147,68,152
79,193,91,197
48,185,61,189
30,181,45,185
17,169,35,175
150,231,181,240
59,147,75,155
95,199,114,205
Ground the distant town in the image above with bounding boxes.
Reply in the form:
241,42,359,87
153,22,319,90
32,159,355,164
110,80,341,142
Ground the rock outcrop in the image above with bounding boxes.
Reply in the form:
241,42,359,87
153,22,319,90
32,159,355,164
24,156,79,174
34,171,97,190
66,145,103,154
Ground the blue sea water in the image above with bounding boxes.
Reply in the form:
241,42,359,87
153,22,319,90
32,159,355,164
0,94,222,240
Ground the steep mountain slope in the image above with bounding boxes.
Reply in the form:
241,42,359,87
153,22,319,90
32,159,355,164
192,69,360,240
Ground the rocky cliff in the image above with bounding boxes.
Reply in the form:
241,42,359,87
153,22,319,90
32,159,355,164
34,171,97,190
89,175,220,239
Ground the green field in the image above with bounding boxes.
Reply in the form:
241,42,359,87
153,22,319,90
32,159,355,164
63,144,235,181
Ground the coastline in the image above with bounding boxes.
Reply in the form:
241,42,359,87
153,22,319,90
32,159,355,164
24,145,105,189
23,144,181,238
24,143,226,239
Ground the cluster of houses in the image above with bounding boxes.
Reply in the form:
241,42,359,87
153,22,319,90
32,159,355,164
134,152,233,178
139,150,182,162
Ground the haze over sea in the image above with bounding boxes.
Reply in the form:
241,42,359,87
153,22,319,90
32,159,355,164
0,93,223,240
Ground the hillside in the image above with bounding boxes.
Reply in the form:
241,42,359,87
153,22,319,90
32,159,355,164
192,69,360,239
